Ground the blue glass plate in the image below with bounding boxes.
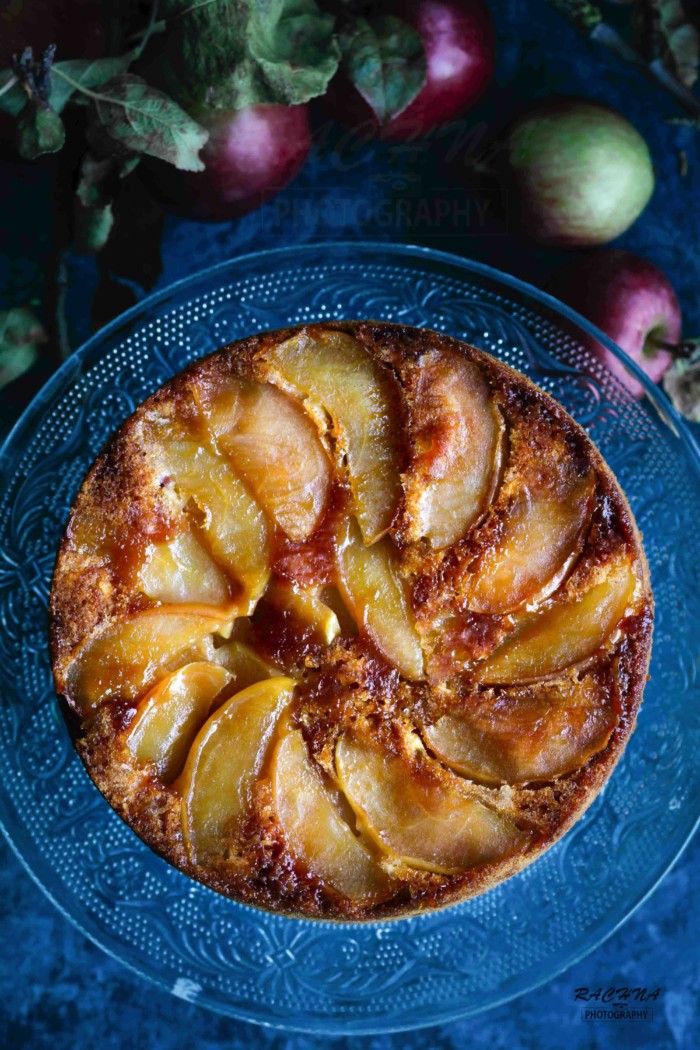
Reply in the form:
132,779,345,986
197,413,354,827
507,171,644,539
0,243,698,1035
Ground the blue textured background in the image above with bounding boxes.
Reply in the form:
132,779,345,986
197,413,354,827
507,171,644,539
0,2,698,1046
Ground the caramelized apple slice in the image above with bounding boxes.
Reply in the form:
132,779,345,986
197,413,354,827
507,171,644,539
272,729,385,899
179,676,295,862
336,518,423,679
477,564,637,684
404,350,502,548
210,639,283,690
67,605,234,711
197,377,332,541
469,472,595,614
423,675,617,785
336,730,528,874
154,433,270,605
266,329,400,543
265,577,340,645
126,662,232,782
137,531,233,606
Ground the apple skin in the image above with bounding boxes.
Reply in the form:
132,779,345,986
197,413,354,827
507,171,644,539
143,104,311,222
552,249,681,399
504,99,654,247
325,0,495,140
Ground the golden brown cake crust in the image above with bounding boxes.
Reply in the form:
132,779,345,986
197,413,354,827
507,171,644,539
49,322,653,921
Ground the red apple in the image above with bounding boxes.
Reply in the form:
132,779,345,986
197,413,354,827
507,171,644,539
143,104,311,221
504,99,654,247
552,249,681,398
326,0,495,140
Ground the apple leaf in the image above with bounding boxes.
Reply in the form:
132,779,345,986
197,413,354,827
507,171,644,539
248,0,341,105
50,54,137,113
0,307,47,388
156,0,339,109
15,102,65,160
0,70,26,117
73,152,120,253
338,15,427,125
87,75,208,171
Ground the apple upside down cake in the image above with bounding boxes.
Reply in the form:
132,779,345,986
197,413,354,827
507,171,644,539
50,322,653,920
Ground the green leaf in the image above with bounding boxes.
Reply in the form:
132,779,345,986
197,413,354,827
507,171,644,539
0,70,26,117
74,200,115,253
15,102,65,160
157,0,339,110
0,307,46,388
50,53,137,113
73,151,138,253
248,0,341,105
88,74,208,170
338,15,427,125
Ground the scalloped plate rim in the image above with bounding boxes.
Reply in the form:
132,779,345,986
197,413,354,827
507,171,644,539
0,241,698,1034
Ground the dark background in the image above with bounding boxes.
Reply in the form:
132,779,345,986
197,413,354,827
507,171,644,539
0,1,698,1046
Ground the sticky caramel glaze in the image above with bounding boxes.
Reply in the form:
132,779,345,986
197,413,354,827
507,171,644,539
51,321,653,920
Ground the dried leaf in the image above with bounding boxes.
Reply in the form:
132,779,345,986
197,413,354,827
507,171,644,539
15,101,65,159
89,74,208,171
338,15,427,125
0,307,47,388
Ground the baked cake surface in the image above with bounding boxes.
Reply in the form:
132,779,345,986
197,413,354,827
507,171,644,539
49,322,653,920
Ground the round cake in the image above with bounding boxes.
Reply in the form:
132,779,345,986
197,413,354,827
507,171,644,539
49,322,653,920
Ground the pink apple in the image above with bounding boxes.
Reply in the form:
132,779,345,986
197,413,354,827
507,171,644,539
143,104,311,221
325,0,495,140
552,249,681,399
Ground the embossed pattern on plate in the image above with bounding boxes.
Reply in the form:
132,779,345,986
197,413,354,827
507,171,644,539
0,244,698,1034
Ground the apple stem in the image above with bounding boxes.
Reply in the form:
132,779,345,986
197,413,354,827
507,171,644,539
657,338,700,360
551,14,700,119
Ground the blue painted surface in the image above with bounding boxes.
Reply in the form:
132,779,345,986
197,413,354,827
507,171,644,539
0,1,698,1046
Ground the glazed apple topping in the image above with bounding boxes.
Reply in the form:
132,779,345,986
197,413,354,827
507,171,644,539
195,377,332,541
209,638,284,692
402,349,503,548
126,662,232,782
264,576,341,645
152,431,271,609
422,673,617,786
137,531,233,607
53,325,649,914
272,728,386,900
67,605,235,711
468,470,595,615
476,561,637,684
265,329,401,544
335,517,424,680
179,676,296,863
335,728,530,874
